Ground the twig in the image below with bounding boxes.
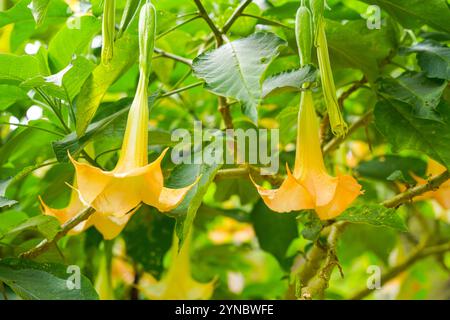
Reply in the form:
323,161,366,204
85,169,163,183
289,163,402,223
300,222,346,300
192,0,223,46
219,96,234,129
159,81,204,98
154,48,193,66
222,0,253,34
382,171,450,208
19,207,95,259
240,13,293,29
156,15,201,40
350,240,450,300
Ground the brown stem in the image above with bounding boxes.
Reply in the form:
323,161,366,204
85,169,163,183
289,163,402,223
382,171,450,208
20,207,95,259
154,48,192,66
221,0,253,34
192,0,223,46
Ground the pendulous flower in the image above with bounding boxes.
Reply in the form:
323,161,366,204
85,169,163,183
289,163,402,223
252,90,362,220
140,233,215,300
40,184,137,240
69,2,194,219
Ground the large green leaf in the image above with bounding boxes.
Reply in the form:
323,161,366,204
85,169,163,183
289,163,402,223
0,210,28,237
361,0,450,33
5,215,61,240
192,32,286,122
250,200,298,270
404,41,450,80
356,155,427,184
0,85,31,111
0,54,44,84
166,155,223,247
377,72,447,122
21,56,95,101
374,98,450,169
0,258,98,300
0,0,68,28
48,15,101,70
123,206,174,278
262,65,317,98
325,19,399,80
29,0,50,26
337,204,408,231
75,32,139,135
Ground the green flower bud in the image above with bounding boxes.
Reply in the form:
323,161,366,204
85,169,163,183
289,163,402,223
101,0,115,65
295,4,313,67
138,1,156,79
316,19,347,137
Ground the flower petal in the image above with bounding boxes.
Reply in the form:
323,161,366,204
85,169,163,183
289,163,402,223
91,208,138,240
251,166,314,213
315,175,362,220
69,154,112,206
91,175,145,217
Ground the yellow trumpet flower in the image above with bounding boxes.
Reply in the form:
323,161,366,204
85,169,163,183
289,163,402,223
253,90,362,220
40,186,137,240
69,3,193,218
69,73,193,217
140,233,215,300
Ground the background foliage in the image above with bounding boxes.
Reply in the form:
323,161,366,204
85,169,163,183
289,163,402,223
0,0,450,300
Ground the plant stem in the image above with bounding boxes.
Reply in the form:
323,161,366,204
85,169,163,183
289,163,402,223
192,0,223,46
0,122,65,137
159,81,204,98
156,15,201,40
154,48,193,66
382,170,450,208
19,207,95,259
240,13,293,29
222,0,253,33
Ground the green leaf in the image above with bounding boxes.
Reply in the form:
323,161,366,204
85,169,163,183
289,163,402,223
0,197,18,208
0,84,31,111
337,204,408,231
5,215,61,240
250,200,298,269
48,15,101,70
356,155,427,184
262,65,317,98
0,210,28,237
123,206,174,278
374,98,450,169
361,0,450,33
75,32,139,135
192,32,286,122
377,72,447,122
54,106,129,162
29,0,50,26
0,53,45,84
21,56,95,101
0,0,68,28
0,258,98,300
166,155,223,248
404,41,450,80
325,18,399,81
